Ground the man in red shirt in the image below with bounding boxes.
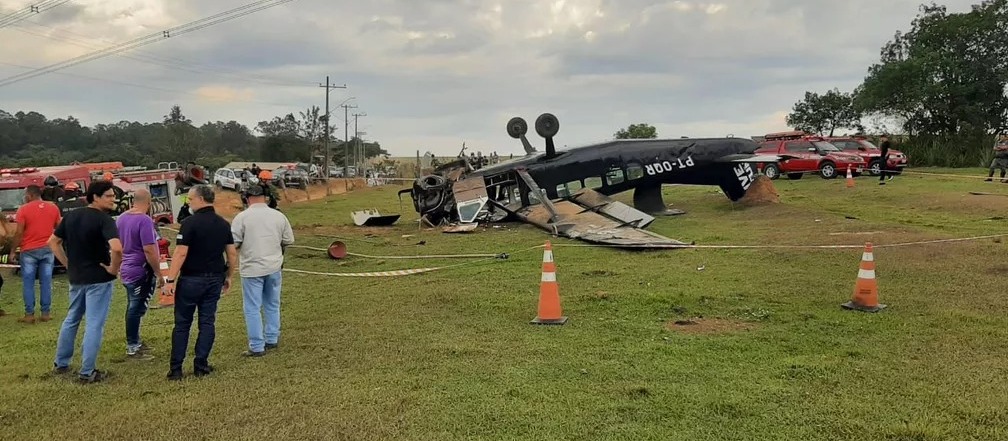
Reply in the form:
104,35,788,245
9,185,61,323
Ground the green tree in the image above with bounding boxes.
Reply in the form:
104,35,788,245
614,123,657,139
786,88,863,136
855,1,1008,137
163,105,202,163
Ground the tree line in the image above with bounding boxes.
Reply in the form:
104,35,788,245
0,104,387,171
786,0,1008,166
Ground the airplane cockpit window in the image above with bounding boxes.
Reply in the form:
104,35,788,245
627,164,644,180
456,197,488,223
584,176,603,189
605,167,625,185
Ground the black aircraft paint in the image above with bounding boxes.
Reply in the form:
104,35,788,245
401,113,777,226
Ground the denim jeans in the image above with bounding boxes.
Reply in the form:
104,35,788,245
20,247,54,315
53,281,114,377
241,271,282,352
170,274,223,372
123,269,157,352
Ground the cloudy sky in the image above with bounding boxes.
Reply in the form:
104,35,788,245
0,0,981,156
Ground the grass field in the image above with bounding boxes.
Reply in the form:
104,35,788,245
1,168,1008,440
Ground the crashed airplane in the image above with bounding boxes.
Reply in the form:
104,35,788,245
400,113,780,248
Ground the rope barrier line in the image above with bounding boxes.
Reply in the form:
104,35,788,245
548,233,1008,250
287,244,501,259
281,245,542,277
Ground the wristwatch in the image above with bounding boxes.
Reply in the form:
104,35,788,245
165,278,175,284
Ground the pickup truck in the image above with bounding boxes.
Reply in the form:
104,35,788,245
824,136,908,176
755,132,866,180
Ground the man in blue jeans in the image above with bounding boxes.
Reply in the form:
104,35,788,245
115,188,163,359
10,185,61,324
231,184,294,356
163,184,237,380
49,180,122,384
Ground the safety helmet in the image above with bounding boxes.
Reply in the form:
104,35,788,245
65,182,80,190
44,175,58,187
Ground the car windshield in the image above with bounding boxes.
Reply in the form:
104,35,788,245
813,141,840,152
0,188,26,211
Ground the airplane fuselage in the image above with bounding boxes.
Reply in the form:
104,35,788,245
471,137,761,202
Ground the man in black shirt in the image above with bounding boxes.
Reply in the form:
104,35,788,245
878,134,894,185
49,180,123,384
163,184,237,380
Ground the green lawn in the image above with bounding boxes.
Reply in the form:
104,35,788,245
1,168,1007,440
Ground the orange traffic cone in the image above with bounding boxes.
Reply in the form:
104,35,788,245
531,241,567,325
154,251,174,308
842,242,886,312
846,165,855,188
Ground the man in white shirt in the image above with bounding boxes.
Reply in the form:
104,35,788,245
230,184,295,357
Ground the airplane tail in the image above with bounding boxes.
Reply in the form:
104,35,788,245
718,162,757,201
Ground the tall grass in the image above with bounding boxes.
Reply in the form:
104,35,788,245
896,133,999,167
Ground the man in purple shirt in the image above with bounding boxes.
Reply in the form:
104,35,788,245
115,188,164,359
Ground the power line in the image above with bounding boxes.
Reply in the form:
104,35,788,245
0,0,297,88
9,21,315,88
0,0,69,29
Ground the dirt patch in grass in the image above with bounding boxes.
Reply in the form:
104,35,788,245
927,192,1008,213
665,318,759,335
737,175,779,206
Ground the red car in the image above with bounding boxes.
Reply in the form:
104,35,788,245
755,131,866,180
824,136,909,176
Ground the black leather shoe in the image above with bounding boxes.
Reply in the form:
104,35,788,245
167,369,183,381
194,365,215,377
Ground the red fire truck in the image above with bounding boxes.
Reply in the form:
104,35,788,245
100,165,188,226
0,165,93,221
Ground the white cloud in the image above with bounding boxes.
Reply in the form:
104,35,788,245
0,0,984,157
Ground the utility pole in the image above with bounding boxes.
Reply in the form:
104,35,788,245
353,112,367,173
341,102,358,175
319,75,346,190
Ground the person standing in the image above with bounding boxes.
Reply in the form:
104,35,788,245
878,134,895,185
163,184,237,380
49,180,122,384
231,184,294,357
9,185,61,323
985,137,1008,182
116,188,163,359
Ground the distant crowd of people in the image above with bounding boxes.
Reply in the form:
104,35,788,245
1,179,294,383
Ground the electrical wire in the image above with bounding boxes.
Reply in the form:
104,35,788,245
0,0,69,28
9,21,315,88
0,0,297,88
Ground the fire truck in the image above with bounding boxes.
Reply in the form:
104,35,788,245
0,165,93,221
97,163,189,226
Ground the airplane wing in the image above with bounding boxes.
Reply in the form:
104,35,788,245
715,154,784,163
513,173,689,249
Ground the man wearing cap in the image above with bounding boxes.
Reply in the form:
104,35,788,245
231,183,294,357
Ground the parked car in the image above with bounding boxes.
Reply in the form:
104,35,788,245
824,136,909,176
272,167,309,189
213,168,246,191
755,131,866,180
